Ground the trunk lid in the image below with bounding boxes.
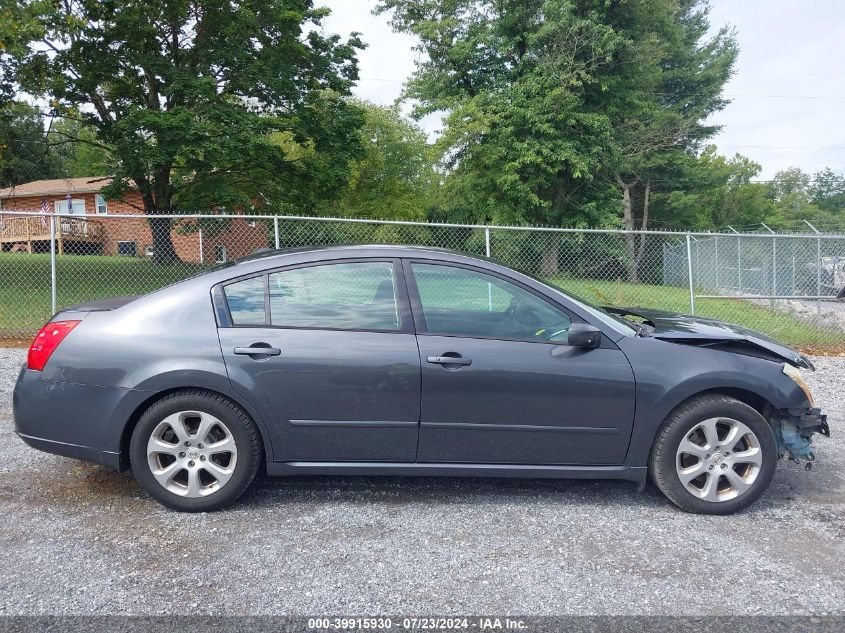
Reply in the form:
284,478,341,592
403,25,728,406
57,296,139,314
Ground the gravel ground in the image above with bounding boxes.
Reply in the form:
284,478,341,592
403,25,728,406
0,347,843,616
751,297,845,336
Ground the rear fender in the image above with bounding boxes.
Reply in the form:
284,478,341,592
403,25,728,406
115,369,276,468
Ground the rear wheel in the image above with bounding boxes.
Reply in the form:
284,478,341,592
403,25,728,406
649,394,777,514
130,391,262,512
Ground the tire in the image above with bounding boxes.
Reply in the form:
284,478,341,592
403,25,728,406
130,390,262,512
649,394,777,515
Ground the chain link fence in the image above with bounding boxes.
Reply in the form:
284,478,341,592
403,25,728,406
1,211,844,350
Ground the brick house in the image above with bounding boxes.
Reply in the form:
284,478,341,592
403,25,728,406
0,177,269,262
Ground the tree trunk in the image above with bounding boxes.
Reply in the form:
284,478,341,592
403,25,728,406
540,240,560,276
148,216,180,264
634,180,651,277
541,177,566,277
618,176,639,283
138,173,181,264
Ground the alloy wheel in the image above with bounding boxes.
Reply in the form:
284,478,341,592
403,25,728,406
146,411,238,497
675,417,763,502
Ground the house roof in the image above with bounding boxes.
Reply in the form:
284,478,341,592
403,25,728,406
0,177,112,199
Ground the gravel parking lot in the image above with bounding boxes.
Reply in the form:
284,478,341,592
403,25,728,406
0,346,843,616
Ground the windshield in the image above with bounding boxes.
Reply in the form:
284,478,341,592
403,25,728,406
518,274,639,336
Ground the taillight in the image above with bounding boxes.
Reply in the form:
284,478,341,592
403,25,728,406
27,320,80,371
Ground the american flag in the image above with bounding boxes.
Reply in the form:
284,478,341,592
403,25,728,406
40,198,51,229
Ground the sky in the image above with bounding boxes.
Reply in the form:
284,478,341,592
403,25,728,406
319,0,845,180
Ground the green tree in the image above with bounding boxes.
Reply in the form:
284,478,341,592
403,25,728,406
769,167,811,201
378,0,737,278
0,101,61,188
656,147,774,230
1,0,364,262
762,167,844,232
604,0,736,279
327,101,435,220
377,0,623,230
808,168,845,217
47,118,114,178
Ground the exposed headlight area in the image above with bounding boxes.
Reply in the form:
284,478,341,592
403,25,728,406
783,363,815,406
773,364,828,465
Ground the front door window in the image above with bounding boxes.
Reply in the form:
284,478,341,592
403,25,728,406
411,263,572,342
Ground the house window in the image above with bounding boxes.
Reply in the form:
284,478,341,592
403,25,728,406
95,194,108,214
55,199,86,215
215,244,227,263
117,241,136,257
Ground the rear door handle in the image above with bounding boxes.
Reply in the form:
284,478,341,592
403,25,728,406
234,345,281,357
427,355,472,366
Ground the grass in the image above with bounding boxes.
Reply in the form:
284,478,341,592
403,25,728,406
1,252,843,351
0,253,203,337
547,275,845,351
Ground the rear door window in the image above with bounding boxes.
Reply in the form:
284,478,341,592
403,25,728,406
268,262,401,331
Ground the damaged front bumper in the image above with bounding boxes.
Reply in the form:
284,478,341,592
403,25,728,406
770,407,829,464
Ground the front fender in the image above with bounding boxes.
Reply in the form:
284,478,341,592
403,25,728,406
618,336,809,467
652,368,806,420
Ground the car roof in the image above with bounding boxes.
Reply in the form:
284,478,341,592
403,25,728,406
160,244,498,293
231,243,483,266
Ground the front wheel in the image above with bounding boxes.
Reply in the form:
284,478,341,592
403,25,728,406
649,395,777,514
130,391,262,512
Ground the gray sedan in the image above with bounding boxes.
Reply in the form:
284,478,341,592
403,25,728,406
13,245,829,513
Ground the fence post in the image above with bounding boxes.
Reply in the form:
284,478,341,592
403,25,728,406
685,233,695,315
198,227,204,264
771,236,777,307
274,217,280,250
694,237,700,290
805,221,823,320
761,223,776,307
816,236,823,317
49,215,57,315
714,234,719,289
485,227,492,310
727,226,741,293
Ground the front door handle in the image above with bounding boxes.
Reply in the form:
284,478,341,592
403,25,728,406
234,345,281,357
427,354,472,367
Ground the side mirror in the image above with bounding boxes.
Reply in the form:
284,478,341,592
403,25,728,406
568,323,602,348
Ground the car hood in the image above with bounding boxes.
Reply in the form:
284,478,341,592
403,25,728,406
603,306,814,370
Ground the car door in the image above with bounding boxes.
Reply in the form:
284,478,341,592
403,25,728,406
216,258,421,462
406,260,636,465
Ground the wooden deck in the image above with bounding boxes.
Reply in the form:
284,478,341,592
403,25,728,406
0,216,104,254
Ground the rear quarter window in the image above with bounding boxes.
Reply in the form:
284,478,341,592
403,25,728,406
223,277,265,325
